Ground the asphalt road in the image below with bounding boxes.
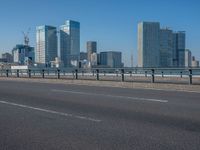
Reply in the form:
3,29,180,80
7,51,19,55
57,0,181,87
0,80,200,150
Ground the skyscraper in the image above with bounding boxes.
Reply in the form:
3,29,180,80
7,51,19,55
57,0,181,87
160,28,173,67
172,31,186,67
172,33,178,67
177,31,186,67
87,41,97,62
36,25,57,65
138,21,186,68
138,22,160,68
60,20,80,67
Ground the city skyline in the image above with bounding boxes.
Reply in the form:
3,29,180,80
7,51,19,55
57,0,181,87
138,22,190,68
0,0,200,66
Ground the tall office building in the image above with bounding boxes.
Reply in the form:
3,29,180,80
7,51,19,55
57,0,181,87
176,31,186,67
60,20,80,67
172,33,178,66
138,22,160,68
185,49,192,67
160,28,173,67
36,25,57,65
138,21,186,68
100,51,122,68
87,41,97,62
172,31,186,67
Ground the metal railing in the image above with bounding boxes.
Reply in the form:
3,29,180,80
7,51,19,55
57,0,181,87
0,67,200,85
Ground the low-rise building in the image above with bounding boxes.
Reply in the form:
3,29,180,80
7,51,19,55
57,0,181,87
12,44,34,65
191,56,199,68
100,51,123,68
1,52,13,63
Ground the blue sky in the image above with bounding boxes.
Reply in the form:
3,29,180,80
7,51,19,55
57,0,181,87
0,0,199,66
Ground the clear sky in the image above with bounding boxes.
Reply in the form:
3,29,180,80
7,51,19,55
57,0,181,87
0,0,199,66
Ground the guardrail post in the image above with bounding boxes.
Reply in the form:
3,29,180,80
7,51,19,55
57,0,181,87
189,69,192,85
6,70,9,77
96,69,99,80
28,69,31,78
57,69,60,79
121,69,125,82
17,70,19,78
180,72,183,78
151,69,155,83
162,71,164,78
42,69,45,78
75,69,78,79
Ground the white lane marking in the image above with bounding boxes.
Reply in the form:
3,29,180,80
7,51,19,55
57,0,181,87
52,89,168,103
143,88,200,94
0,100,101,123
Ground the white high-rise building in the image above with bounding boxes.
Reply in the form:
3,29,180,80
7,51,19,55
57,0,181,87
138,22,160,68
60,20,80,67
185,49,192,67
36,25,57,66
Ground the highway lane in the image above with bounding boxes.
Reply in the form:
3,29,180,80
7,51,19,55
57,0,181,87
0,80,200,150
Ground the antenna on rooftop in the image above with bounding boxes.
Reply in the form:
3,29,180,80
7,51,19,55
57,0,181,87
131,50,134,68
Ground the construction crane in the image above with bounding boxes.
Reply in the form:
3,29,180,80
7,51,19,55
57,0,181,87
22,28,31,46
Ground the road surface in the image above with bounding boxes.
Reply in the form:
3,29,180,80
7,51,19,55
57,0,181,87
0,80,200,150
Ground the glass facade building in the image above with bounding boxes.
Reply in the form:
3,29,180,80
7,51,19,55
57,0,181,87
177,31,186,67
60,20,80,67
160,28,173,67
138,22,160,68
36,25,57,65
138,22,186,68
